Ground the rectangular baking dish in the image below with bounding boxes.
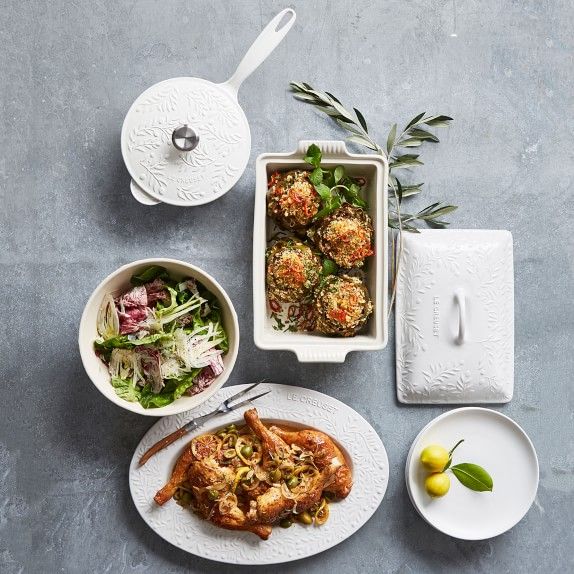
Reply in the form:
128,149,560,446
253,140,388,362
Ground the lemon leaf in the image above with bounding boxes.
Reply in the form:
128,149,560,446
451,463,493,492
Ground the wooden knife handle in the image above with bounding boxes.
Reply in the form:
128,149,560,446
138,426,188,466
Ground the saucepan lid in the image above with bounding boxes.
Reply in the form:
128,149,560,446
121,9,296,206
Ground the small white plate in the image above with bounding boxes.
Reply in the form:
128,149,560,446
129,383,389,564
405,407,538,540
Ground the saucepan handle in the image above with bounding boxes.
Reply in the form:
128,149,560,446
130,180,161,205
224,8,296,94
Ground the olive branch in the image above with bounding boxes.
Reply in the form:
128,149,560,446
290,81,458,312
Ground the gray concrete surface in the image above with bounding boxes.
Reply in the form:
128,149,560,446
1,0,573,572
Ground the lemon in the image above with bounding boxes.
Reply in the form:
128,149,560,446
425,472,451,497
420,444,449,472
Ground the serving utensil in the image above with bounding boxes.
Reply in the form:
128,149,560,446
138,380,271,466
122,8,296,206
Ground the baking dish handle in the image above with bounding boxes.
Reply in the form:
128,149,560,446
295,348,348,363
297,140,349,157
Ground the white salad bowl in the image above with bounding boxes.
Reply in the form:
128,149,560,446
253,140,388,362
78,258,239,416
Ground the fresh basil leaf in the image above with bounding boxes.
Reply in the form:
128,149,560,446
130,265,168,286
342,183,367,208
323,170,335,188
334,166,345,184
111,377,141,403
451,463,493,492
304,144,322,168
314,183,332,201
321,259,338,276
309,167,323,186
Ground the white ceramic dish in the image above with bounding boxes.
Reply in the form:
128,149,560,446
129,383,389,565
122,9,296,206
405,407,538,540
78,258,239,416
253,140,388,362
396,230,514,404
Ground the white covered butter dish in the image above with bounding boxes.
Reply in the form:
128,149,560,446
396,230,514,403
253,140,388,362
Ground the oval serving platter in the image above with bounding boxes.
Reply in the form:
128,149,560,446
129,383,389,565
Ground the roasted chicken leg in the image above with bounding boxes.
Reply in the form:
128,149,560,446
153,408,353,539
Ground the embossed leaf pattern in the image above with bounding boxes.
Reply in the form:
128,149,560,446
396,235,513,404
124,81,248,202
129,385,388,565
138,160,168,196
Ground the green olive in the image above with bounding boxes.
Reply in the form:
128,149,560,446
270,469,282,482
279,518,293,528
227,435,237,447
226,424,237,432
216,430,226,438
177,491,192,505
223,448,237,459
207,489,219,501
240,445,254,459
298,511,313,525
286,476,300,489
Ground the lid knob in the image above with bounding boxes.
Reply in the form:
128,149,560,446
172,124,199,152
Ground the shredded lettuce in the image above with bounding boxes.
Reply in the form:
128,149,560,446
111,377,141,402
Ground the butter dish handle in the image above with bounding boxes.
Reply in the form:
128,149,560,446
454,288,467,345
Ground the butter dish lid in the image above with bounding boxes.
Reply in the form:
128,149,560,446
395,230,514,404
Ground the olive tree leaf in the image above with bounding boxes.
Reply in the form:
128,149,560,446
354,108,369,133
406,112,426,129
387,123,397,154
347,134,378,151
398,137,423,148
451,463,493,492
410,128,440,142
424,115,453,127
390,154,424,169
290,81,457,235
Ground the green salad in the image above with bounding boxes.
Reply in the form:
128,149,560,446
94,265,228,408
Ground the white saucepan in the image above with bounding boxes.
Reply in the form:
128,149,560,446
121,9,296,206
